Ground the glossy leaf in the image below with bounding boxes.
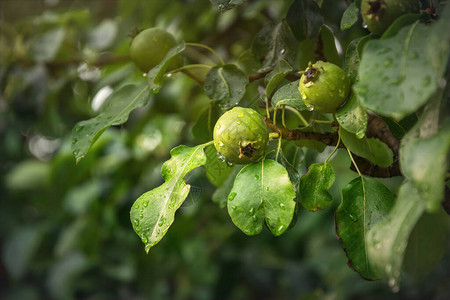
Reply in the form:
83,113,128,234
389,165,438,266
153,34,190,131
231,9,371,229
147,42,186,93
212,167,242,209
299,163,335,211
340,2,359,31
264,59,292,98
71,83,150,162
286,0,323,41
339,127,393,167
355,16,450,120
204,64,249,110
271,80,307,112
403,209,449,279
367,181,425,287
130,144,208,253
336,177,395,280
204,145,233,187
320,25,341,65
210,0,246,11
336,93,368,138
252,21,298,72
345,35,374,83
227,159,296,236
381,14,422,40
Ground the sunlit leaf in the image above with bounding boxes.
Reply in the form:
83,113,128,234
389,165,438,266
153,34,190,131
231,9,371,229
336,176,395,280
130,144,208,253
71,83,150,162
355,15,450,120
227,159,296,236
204,145,233,187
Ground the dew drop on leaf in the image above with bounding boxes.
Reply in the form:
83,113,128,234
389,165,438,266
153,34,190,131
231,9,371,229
142,73,147,77
306,104,315,111
252,215,258,222
356,129,365,139
236,120,242,125
76,125,84,132
228,192,237,201
248,207,255,215
218,141,224,147
279,203,285,209
254,175,259,180
133,219,139,226
232,205,237,211
266,187,270,191
216,124,221,129
143,201,149,207
349,214,358,222
140,234,148,244
277,225,284,233
72,138,78,144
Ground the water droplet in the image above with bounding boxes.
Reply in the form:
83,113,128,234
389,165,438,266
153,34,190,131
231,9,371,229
142,73,148,77
279,203,285,209
143,201,149,207
362,22,368,29
72,138,78,145
232,205,237,211
218,4,225,10
277,225,284,233
383,58,392,67
306,103,315,111
248,207,255,215
252,215,258,222
356,129,365,139
76,125,84,132
218,141,224,147
254,175,259,180
140,213,144,219
72,150,79,156
133,219,139,226
236,120,242,125
349,214,358,222
151,87,160,93
158,216,165,227
300,91,307,100
238,113,244,118
135,204,140,209
226,160,234,167
165,73,172,78
216,124,221,130
266,187,270,191
217,152,226,162
280,48,286,54
140,234,148,244
228,192,237,201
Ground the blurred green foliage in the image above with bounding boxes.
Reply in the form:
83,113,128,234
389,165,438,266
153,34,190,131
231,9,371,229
1,0,449,299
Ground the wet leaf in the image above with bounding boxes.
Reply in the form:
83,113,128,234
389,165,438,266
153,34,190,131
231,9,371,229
271,80,307,112
130,144,208,253
227,159,296,236
355,15,450,120
264,59,292,98
336,93,368,138
286,0,323,41
336,176,395,280
210,0,246,11
345,35,374,83
340,2,359,31
192,104,221,143
299,163,335,211
204,64,249,110
204,145,233,187
71,83,150,162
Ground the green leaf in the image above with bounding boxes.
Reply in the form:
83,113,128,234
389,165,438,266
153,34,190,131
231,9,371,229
402,209,449,279
400,120,450,212
251,21,298,72
71,83,150,162
345,35,374,83
264,59,292,98
209,0,246,11
286,0,323,41
212,166,242,208
204,145,233,187
340,2,359,31
381,13,422,40
227,159,296,236
295,140,326,152
336,93,368,138
192,104,221,143
147,42,186,93
271,80,307,112
339,127,393,167
336,177,395,280
367,181,425,287
204,64,249,110
355,17,450,120
130,144,208,253
299,163,335,211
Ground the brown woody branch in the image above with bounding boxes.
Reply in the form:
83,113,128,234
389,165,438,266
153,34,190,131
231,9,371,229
265,117,402,178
